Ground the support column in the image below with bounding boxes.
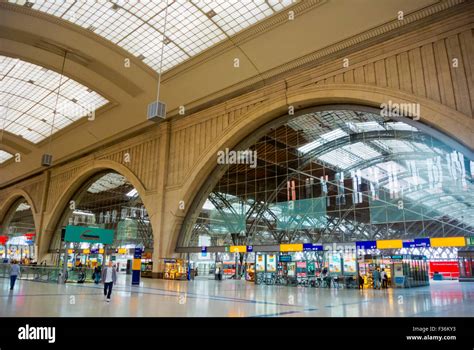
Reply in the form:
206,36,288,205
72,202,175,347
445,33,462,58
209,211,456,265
151,121,172,278
36,170,51,263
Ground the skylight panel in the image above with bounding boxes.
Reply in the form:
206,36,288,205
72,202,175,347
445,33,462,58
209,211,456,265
9,0,293,74
0,150,13,164
342,142,381,160
346,121,385,133
0,56,108,144
298,128,348,153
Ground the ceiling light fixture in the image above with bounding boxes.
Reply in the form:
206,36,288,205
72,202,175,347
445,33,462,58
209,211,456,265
206,10,217,18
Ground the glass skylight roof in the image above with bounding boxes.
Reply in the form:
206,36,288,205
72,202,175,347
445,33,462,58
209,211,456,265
8,0,295,73
87,172,127,193
0,56,109,143
0,150,13,164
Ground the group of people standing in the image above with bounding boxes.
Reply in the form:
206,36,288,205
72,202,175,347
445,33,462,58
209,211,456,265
372,268,389,289
358,267,389,289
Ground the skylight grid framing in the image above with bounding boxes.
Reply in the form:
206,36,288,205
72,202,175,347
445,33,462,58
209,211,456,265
0,56,108,143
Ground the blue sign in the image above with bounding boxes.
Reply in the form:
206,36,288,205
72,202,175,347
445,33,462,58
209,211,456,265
356,241,377,250
414,238,430,247
90,248,99,254
132,247,142,286
403,241,416,248
134,248,143,259
201,246,207,257
279,254,292,262
247,245,253,252
303,243,323,251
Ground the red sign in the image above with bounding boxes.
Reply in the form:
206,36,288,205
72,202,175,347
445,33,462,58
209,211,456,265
0,236,7,245
429,261,459,279
24,233,36,240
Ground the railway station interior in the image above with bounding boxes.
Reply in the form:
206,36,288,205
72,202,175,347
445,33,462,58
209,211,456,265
0,0,473,318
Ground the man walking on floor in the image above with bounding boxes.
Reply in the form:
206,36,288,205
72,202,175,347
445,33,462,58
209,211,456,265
9,260,21,291
101,261,117,303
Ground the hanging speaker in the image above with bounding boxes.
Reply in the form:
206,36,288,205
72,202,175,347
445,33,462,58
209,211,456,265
41,153,53,166
147,101,166,122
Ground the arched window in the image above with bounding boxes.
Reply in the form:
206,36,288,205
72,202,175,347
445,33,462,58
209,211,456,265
0,198,36,261
48,171,153,266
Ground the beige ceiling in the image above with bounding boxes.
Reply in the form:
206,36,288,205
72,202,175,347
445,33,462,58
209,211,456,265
0,0,439,186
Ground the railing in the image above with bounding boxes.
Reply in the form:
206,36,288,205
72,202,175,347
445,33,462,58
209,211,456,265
0,264,96,284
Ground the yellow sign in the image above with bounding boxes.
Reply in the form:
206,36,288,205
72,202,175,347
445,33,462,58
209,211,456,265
99,248,104,254
132,258,141,270
230,245,246,253
430,237,466,247
280,243,303,252
118,248,127,254
83,249,90,254
67,249,74,254
376,240,403,249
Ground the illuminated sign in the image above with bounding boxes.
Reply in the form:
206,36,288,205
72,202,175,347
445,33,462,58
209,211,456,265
303,243,323,251
414,238,430,247
229,245,246,253
356,241,377,250
377,240,403,249
280,244,303,252
430,237,466,247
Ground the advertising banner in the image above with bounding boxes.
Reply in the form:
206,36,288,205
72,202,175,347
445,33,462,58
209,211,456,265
266,254,277,272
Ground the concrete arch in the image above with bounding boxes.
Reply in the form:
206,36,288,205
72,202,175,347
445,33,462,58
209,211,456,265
0,189,39,237
170,83,474,252
38,159,150,261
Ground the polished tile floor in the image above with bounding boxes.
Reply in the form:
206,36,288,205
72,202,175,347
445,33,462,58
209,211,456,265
1,275,473,317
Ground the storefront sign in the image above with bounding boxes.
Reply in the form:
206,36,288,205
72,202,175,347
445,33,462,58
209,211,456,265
414,238,430,247
246,245,253,252
201,246,207,257
403,241,416,248
356,241,376,250
0,236,8,245
280,243,303,252
65,226,114,244
279,254,292,262
466,237,474,246
90,248,99,254
118,248,127,255
391,255,403,259
303,243,323,251
376,240,403,249
430,237,466,247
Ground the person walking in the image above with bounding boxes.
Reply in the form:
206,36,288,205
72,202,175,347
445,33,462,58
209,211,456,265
9,260,21,291
358,273,364,290
372,268,381,289
101,261,117,302
381,268,388,289
93,265,101,284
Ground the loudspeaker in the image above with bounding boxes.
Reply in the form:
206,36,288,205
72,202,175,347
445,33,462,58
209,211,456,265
41,153,53,166
147,100,166,122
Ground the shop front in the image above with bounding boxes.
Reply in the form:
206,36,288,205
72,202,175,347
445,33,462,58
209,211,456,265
357,254,429,288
